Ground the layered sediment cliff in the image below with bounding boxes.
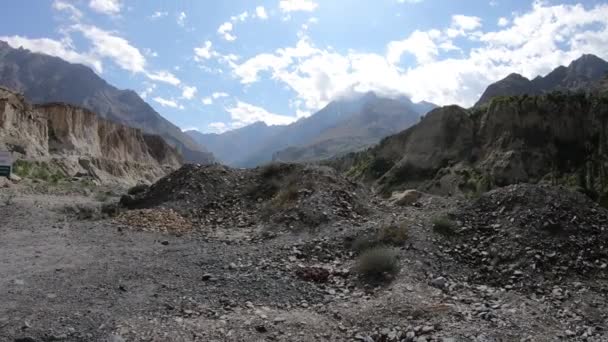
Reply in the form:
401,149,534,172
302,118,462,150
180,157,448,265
0,87,182,184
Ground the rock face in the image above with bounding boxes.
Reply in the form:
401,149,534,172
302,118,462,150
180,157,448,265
0,87,182,184
337,91,608,198
0,41,214,164
475,54,608,106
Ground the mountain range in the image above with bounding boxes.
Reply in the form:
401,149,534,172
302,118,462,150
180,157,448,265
334,54,608,199
475,54,608,106
187,92,436,167
0,41,214,164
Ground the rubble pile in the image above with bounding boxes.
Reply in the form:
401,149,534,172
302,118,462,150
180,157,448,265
120,163,371,230
446,184,608,290
115,208,193,234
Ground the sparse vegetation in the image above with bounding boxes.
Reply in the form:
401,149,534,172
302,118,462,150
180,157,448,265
355,246,400,282
378,222,409,245
13,160,66,182
350,222,409,253
432,216,457,236
62,203,102,220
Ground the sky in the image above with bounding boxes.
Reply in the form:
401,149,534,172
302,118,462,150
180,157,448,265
1,0,607,134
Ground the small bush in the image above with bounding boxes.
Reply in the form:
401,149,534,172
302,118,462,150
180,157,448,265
432,216,457,236
356,247,400,282
378,223,409,246
62,204,101,220
350,223,409,254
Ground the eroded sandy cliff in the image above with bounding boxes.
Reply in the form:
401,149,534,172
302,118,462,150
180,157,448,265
0,87,182,184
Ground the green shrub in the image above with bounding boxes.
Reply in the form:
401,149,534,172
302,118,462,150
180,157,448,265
355,247,400,282
432,216,457,236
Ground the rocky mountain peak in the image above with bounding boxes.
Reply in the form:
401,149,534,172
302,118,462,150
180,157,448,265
476,54,608,106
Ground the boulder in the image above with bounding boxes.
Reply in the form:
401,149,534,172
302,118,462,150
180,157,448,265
390,189,424,206
9,173,21,182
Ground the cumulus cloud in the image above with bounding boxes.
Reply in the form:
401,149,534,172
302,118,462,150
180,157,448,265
226,100,297,128
1,35,103,73
498,17,509,27
202,92,229,105
149,11,168,19
207,122,230,133
256,6,269,20
181,85,197,99
177,12,187,27
231,2,608,109
89,0,121,15
153,97,183,109
218,22,236,41
194,40,216,61
53,1,83,20
74,24,146,73
279,0,318,13
146,70,180,86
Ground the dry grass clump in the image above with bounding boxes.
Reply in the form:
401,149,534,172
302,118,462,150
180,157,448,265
432,216,457,236
356,246,400,282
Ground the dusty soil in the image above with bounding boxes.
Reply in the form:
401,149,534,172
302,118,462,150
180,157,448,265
1,173,608,342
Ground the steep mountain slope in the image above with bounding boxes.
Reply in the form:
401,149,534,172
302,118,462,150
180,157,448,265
272,96,426,162
475,54,608,106
335,89,608,200
0,41,214,163
192,92,434,167
0,87,181,184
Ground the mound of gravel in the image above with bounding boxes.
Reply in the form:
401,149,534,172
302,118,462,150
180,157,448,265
120,163,371,230
445,184,608,291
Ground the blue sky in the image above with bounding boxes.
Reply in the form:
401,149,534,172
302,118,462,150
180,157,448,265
1,0,607,133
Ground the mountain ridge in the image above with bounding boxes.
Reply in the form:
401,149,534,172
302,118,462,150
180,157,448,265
475,54,608,106
188,91,435,166
0,40,215,164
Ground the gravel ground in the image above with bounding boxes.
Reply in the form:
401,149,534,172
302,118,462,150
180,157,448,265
1,181,607,342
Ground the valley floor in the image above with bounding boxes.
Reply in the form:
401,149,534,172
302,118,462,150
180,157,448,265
0,183,607,342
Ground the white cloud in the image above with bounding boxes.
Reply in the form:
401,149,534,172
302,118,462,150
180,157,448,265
145,70,180,86
226,100,297,128
231,2,608,109
89,0,121,15
218,22,237,41
387,29,441,65
279,0,318,13
177,12,187,27
256,6,269,20
397,0,424,3
451,15,482,31
207,122,229,133
149,11,168,19
53,1,83,20
74,24,146,73
498,17,509,27
194,40,215,61
181,85,197,99
1,35,103,73
139,83,157,99
231,11,249,22
212,92,229,99
153,97,183,109
202,92,229,105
